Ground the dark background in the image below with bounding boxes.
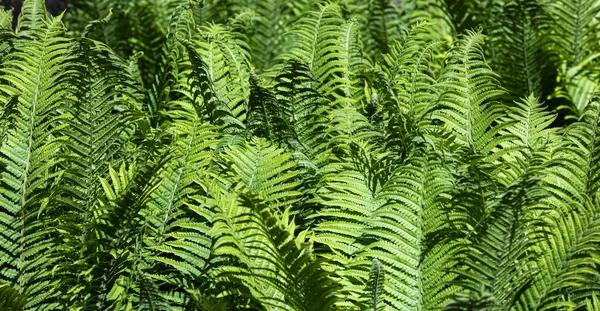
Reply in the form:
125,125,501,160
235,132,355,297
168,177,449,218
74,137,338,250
2,0,67,28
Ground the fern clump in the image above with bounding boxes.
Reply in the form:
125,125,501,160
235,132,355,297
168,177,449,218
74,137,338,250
0,0,599,310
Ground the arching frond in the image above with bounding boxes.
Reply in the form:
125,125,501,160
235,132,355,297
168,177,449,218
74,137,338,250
186,23,251,129
448,157,551,310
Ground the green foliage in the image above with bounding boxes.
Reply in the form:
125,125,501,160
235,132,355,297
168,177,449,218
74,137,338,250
0,0,599,310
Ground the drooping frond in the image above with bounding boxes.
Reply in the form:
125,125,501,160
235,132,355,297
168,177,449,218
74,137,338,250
207,190,339,310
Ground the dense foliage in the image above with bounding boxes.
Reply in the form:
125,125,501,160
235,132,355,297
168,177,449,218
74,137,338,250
0,0,600,310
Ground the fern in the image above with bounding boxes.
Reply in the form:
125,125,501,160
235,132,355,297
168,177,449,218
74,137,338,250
491,0,546,99
359,151,459,310
0,5,72,309
1,0,600,309
544,0,600,115
518,97,600,309
433,30,512,154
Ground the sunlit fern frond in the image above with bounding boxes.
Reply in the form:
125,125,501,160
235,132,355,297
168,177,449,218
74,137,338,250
0,8,12,30
357,151,459,310
497,94,558,182
188,23,251,129
186,138,338,310
517,97,600,309
285,3,363,106
0,6,73,309
16,0,47,36
140,113,221,308
433,30,513,154
50,34,143,309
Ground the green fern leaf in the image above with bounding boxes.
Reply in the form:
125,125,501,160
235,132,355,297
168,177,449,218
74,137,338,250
0,10,72,310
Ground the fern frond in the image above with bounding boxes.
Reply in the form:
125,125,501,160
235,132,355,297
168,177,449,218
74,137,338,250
221,137,302,210
497,95,558,182
544,0,600,115
0,8,12,30
433,30,512,154
0,9,72,310
518,98,600,309
358,152,459,310
285,2,367,106
180,24,250,130
147,1,197,125
375,22,442,158
450,158,551,309
246,71,294,141
492,0,546,99
141,116,220,308
16,0,47,36
240,1,299,71
207,189,339,311
358,0,404,60
50,35,142,309
544,0,600,67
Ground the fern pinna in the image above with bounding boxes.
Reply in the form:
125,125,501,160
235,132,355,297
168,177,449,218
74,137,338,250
0,0,599,310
